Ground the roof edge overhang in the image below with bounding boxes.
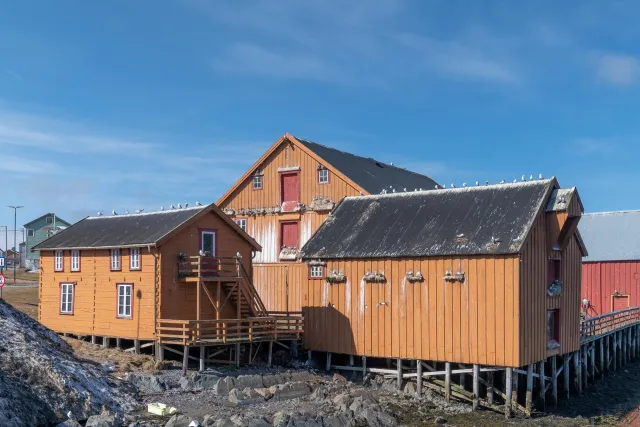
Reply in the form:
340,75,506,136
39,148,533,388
34,243,158,252
301,250,522,261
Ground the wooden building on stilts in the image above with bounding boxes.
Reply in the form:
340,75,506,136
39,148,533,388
300,177,588,416
34,203,302,371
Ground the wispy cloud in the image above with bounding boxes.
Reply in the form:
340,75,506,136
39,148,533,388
0,154,58,174
595,53,640,86
573,137,616,154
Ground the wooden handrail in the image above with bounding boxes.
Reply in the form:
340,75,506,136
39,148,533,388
580,307,640,340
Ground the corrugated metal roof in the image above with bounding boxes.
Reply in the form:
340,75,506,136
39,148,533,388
580,210,640,262
295,137,440,194
33,207,207,250
301,179,554,259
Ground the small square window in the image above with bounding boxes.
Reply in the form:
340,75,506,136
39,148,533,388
309,265,324,279
236,218,247,232
27,229,35,237
253,172,263,189
46,216,53,224
547,309,560,345
318,169,329,184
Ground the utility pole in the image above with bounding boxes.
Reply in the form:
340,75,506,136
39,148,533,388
8,206,24,284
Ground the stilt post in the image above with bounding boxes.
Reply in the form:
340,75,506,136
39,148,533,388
472,364,480,411
599,337,605,376
326,353,332,372
487,371,495,405
563,354,570,400
444,362,452,403
158,343,165,363
512,368,519,408
235,343,240,368
582,346,588,389
103,337,110,348
589,344,595,380
349,355,355,366
538,360,546,412
505,367,513,418
116,337,122,349
613,333,618,371
199,346,206,372
573,351,582,395
268,341,273,367
134,339,141,355
551,356,558,408
362,356,367,378
416,360,423,397
91,335,97,345
525,364,534,416
182,345,189,376
396,358,403,391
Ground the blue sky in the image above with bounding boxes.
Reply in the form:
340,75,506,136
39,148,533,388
1,0,640,248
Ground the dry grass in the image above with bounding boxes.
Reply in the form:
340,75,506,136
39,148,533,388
2,286,39,319
2,267,39,284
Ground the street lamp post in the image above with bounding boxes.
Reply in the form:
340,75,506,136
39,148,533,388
8,206,24,284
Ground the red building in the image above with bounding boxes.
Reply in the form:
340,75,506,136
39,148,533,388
580,210,640,316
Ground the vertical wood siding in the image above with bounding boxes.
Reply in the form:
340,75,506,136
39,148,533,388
302,255,521,367
582,260,640,316
519,212,582,366
252,263,306,313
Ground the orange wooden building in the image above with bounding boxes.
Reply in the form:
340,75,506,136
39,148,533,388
218,133,439,312
33,203,301,365
300,178,586,370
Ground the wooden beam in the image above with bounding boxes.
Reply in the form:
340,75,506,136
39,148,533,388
91,335,97,345
397,358,403,391
416,360,423,396
613,333,618,371
551,356,558,408
589,345,596,380
182,345,189,376
582,346,588,389
599,337,605,377
525,364,534,416
201,282,218,312
445,362,452,403
472,364,480,411
573,350,582,395
103,337,110,348
487,371,494,405
362,356,367,377
235,343,240,368
512,367,518,409
505,368,513,418
116,338,122,349
268,341,273,367
538,360,546,412
326,353,332,372
563,354,570,400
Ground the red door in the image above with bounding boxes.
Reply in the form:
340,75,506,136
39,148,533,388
613,296,629,312
281,221,299,248
281,173,299,211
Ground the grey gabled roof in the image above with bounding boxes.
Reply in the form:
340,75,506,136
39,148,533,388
301,179,555,259
580,210,640,262
33,207,207,250
24,213,72,228
295,137,439,194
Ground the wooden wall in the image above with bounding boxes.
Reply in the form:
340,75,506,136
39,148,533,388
302,255,522,367
219,141,361,264
159,211,255,321
519,211,582,367
253,263,306,312
39,248,158,340
582,261,640,316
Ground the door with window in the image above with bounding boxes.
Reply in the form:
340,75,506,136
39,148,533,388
280,172,299,211
201,231,216,256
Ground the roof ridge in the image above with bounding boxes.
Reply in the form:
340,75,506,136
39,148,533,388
584,210,640,216
86,206,205,220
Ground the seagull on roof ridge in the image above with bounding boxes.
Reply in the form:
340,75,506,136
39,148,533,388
539,173,544,179
97,212,102,216
160,206,164,211
170,204,175,209
177,203,182,209
112,210,117,215
195,201,202,206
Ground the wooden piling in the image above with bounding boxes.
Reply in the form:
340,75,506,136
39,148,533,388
613,333,617,371
599,338,605,376
134,339,141,354
525,364,534,416
573,351,582,395
362,356,367,377
623,330,628,366
91,335,97,345
416,360,423,397
235,343,240,368
505,367,513,418
473,364,480,411
551,356,558,408
158,343,165,363
326,353,332,372
589,345,595,380
563,355,570,400
349,355,355,366
268,341,273,367
103,337,110,348
397,358,403,390
606,334,611,372
512,368,519,408
538,360,546,411
182,345,189,376
487,371,495,405
445,362,452,403
116,337,122,349
199,347,206,372
582,346,588,389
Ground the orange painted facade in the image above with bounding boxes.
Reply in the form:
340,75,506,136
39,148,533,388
38,209,259,340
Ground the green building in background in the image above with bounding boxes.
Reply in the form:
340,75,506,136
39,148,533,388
24,213,71,270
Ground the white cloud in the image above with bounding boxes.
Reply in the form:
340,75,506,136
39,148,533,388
595,54,640,86
0,154,58,174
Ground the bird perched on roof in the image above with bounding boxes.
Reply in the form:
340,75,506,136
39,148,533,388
195,201,202,206
451,183,456,188
539,173,544,179
475,181,479,186
403,188,407,192
97,212,102,216
434,185,439,189
135,209,144,214
529,175,533,181
177,203,182,209
125,209,129,214
170,204,175,209
184,203,189,208
500,180,505,184
198,249,205,256
485,181,489,185
513,179,517,183
112,210,117,215
160,206,164,211
462,183,468,187
521,175,526,181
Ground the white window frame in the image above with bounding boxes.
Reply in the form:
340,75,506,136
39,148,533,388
71,250,80,272
60,283,74,314
201,231,216,257
54,250,64,271
110,248,121,270
310,265,324,278
117,284,133,318
46,216,53,224
130,247,141,270
318,169,329,184
27,229,35,237
253,174,262,189
235,218,247,232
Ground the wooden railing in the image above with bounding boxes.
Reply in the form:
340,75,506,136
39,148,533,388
177,256,242,279
580,307,640,340
240,262,267,317
156,312,303,345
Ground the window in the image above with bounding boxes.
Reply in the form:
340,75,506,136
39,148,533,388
54,250,64,271
46,216,53,224
71,250,80,272
110,248,121,271
548,258,561,284
280,221,299,248
201,231,216,256
309,265,325,279
547,309,560,345
318,168,329,184
253,171,263,190
27,229,35,238
130,248,141,270
117,284,133,318
60,283,74,314
235,218,247,232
